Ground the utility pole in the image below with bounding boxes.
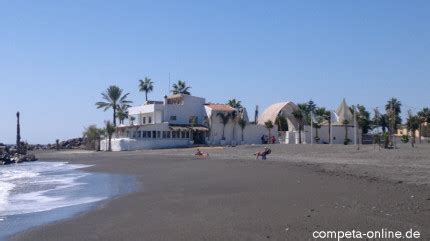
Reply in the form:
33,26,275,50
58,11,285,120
353,105,357,147
168,73,171,94
356,105,360,150
16,112,21,151
311,116,313,145
255,105,259,124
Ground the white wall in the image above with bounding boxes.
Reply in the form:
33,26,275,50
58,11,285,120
101,138,191,151
283,125,359,144
208,120,276,145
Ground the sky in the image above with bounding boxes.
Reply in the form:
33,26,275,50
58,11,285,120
0,0,429,144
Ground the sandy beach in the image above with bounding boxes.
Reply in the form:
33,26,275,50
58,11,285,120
10,144,430,241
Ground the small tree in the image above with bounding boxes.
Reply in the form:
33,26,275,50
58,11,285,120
400,135,409,144
417,108,430,144
105,121,116,151
83,125,104,150
264,120,274,144
217,112,231,140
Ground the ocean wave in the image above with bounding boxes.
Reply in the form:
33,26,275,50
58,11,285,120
0,162,104,217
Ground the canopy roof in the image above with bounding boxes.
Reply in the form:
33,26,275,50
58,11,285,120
258,102,299,130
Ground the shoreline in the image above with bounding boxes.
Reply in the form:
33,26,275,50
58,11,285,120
10,145,430,240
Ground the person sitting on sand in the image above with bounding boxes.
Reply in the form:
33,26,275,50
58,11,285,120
195,149,209,156
254,147,271,160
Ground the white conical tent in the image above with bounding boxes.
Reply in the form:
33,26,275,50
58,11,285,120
336,99,353,124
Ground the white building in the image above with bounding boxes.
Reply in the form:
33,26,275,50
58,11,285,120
258,99,360,145
101,94,269,151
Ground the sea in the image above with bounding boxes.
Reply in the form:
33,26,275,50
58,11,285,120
0,161,135,240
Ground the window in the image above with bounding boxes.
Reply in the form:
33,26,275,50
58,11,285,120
162,131,167,139
157,131,161,138
142,131,147,138
167,131,171,138
147,131,152,138
148,117,152,124
172,131,177,138
137,131,141,138
142,117,146,124
186,131,190,138
152,131,156,138
170,116,177,121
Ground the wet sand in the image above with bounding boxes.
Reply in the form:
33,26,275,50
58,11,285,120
11,144,430,241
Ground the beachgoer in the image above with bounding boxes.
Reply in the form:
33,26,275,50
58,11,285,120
195,149,209,156
271,136,276,144
261,135,265,144
254,147,271,160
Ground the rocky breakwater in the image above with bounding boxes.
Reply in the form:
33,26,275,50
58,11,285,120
0,143,37,165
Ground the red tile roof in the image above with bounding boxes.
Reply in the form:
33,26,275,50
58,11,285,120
205,103,236,112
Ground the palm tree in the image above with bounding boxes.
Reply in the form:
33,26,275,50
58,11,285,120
275,114,288,132
318,109,331,143
105,121,116,151
406,111,420,148
297,103,310,125
238,118,247,142
292,110,304,144
172,80,191,95
217,112,231,140
227,99,243,109
379,114,389,133
130,116,136,125
354,105,371,134
385,98,402,145
417,108,430,144
96,85,132,126
116,104,130,125
314,107,329,143
343,120,350,145
231,111,239,142
138,77,154,101
264,120,274,144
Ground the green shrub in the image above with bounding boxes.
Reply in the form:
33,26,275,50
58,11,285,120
400,135,409,143
344,138,351,145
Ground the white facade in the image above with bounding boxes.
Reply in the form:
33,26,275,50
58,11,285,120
204,104,273,145
282,125,359,144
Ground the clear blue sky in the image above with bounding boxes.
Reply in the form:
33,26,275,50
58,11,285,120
1,0,429,144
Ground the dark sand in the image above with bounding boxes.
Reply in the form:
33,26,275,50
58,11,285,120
11,145,430,241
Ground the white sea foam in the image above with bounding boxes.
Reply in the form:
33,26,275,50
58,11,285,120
0,162,105,217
